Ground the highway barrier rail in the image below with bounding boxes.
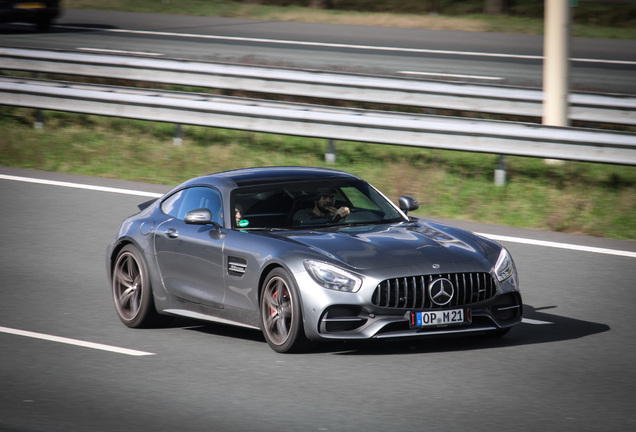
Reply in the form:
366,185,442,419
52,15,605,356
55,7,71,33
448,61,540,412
1,47,635,126
1,76,635,166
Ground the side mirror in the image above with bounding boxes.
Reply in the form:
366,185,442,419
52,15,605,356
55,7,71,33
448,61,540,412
184,208,220,228
398,195,419,214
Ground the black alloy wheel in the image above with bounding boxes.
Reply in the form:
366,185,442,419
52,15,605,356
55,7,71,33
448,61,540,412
260,268,306,353
112,244,160,328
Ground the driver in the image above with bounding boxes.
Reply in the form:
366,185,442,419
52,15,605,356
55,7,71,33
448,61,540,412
294,188,350,224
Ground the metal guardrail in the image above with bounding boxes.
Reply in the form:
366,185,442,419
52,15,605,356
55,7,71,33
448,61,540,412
1,47,635,126
1,77,635,165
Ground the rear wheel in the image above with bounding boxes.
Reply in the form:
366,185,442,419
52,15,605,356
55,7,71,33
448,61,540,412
112,244,160,328
260,268,306,353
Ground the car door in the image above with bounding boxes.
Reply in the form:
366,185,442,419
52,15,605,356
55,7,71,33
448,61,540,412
154,186,226,308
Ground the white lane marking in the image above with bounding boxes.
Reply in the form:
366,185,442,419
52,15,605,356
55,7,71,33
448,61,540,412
522,318,554,325
477,232,636,259
77,47,164,56
0,174,162,198
0,326,155,356
2,173,635,258
399,71,504,81
56,25,636,66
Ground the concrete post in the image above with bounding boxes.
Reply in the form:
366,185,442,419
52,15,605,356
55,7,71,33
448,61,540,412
543,0,571,127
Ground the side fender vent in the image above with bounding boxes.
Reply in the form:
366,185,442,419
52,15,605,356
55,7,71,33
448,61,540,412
228,257,247,277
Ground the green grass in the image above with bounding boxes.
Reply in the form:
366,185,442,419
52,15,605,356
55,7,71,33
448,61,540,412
2,107,635,240
63,0,636,39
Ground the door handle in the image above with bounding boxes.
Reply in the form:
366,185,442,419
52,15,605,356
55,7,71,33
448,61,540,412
165,228,179,239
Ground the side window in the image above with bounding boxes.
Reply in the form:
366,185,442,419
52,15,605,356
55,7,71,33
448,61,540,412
161,189,186,218
177,187,223,225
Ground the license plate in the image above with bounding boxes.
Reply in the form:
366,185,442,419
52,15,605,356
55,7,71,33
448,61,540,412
410,308,470,328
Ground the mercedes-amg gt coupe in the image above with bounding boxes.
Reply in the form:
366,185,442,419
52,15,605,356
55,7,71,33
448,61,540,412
107,167,522,352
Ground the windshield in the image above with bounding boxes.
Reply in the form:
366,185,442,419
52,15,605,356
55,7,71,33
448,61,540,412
231,179,406,230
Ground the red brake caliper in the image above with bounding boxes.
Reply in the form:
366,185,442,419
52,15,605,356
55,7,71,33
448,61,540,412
270,289,278,317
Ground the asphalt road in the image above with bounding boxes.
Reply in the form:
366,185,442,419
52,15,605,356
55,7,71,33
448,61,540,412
1,167,636,432
0,9,635,94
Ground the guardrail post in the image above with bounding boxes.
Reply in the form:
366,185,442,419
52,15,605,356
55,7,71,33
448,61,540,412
173,124,183,146
30,72,44,129
325,139,336,163
34,109,44,129
494,155,507,186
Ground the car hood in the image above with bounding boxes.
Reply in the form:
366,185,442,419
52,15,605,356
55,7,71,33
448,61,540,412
270,222,492,271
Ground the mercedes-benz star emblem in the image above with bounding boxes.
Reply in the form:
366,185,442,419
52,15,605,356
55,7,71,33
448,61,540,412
429,278,454,306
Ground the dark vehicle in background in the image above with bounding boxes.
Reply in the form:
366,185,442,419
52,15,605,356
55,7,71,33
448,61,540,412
0,0,60,31
107,167,522,353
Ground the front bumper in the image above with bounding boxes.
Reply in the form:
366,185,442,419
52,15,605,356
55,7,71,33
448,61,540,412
295,259,522,341
312,292,522,340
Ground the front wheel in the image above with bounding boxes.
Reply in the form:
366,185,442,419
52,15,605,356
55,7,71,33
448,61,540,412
112,244,161,328
260,268,307,353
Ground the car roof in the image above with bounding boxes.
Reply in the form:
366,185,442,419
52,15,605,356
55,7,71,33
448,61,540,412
189,167,361,189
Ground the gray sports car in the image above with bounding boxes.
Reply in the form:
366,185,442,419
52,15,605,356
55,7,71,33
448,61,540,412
107,167,522,352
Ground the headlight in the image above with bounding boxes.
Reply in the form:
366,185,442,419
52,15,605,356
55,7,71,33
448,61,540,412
494,248,514,282
304,260,362,293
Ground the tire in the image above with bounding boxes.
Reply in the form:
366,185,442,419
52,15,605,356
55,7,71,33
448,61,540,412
112,244,161,328
260,268,307,353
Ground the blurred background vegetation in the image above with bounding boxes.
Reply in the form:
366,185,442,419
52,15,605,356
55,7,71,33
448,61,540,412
65,0,636,38
256,0,632,25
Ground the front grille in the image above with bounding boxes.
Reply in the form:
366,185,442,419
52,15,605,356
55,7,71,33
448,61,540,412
372,272,496,309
